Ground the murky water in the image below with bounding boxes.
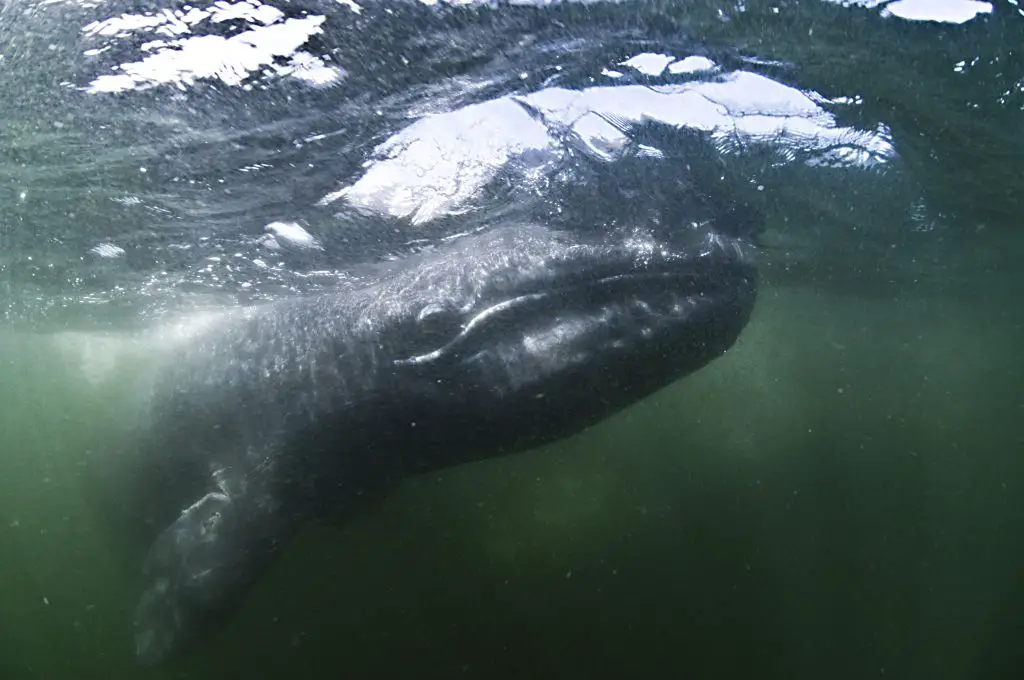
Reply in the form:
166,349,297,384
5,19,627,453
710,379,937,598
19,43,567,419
1,1,1022,678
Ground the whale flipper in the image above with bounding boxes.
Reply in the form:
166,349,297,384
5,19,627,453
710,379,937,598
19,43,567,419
133,466,295,666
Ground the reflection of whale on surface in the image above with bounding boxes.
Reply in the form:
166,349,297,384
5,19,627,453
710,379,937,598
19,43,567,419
123,219,758,665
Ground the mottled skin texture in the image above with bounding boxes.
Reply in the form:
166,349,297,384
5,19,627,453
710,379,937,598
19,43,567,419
122,221,758,665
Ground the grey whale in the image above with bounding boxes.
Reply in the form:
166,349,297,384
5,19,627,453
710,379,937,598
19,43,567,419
118,219,758,665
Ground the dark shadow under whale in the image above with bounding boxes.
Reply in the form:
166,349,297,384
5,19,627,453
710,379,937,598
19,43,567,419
105,219,759,665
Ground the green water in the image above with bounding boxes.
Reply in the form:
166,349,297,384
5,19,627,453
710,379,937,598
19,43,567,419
3,277,1021,679
3,0,1024,677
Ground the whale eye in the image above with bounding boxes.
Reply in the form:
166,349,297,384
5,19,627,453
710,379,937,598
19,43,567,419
415,303,461,341
391,303,463,364
416,303,448,323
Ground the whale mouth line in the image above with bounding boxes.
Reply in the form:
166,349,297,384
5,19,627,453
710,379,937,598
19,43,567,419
394,269,708,367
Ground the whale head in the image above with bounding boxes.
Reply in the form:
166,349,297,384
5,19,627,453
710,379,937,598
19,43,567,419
359,218,760,459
